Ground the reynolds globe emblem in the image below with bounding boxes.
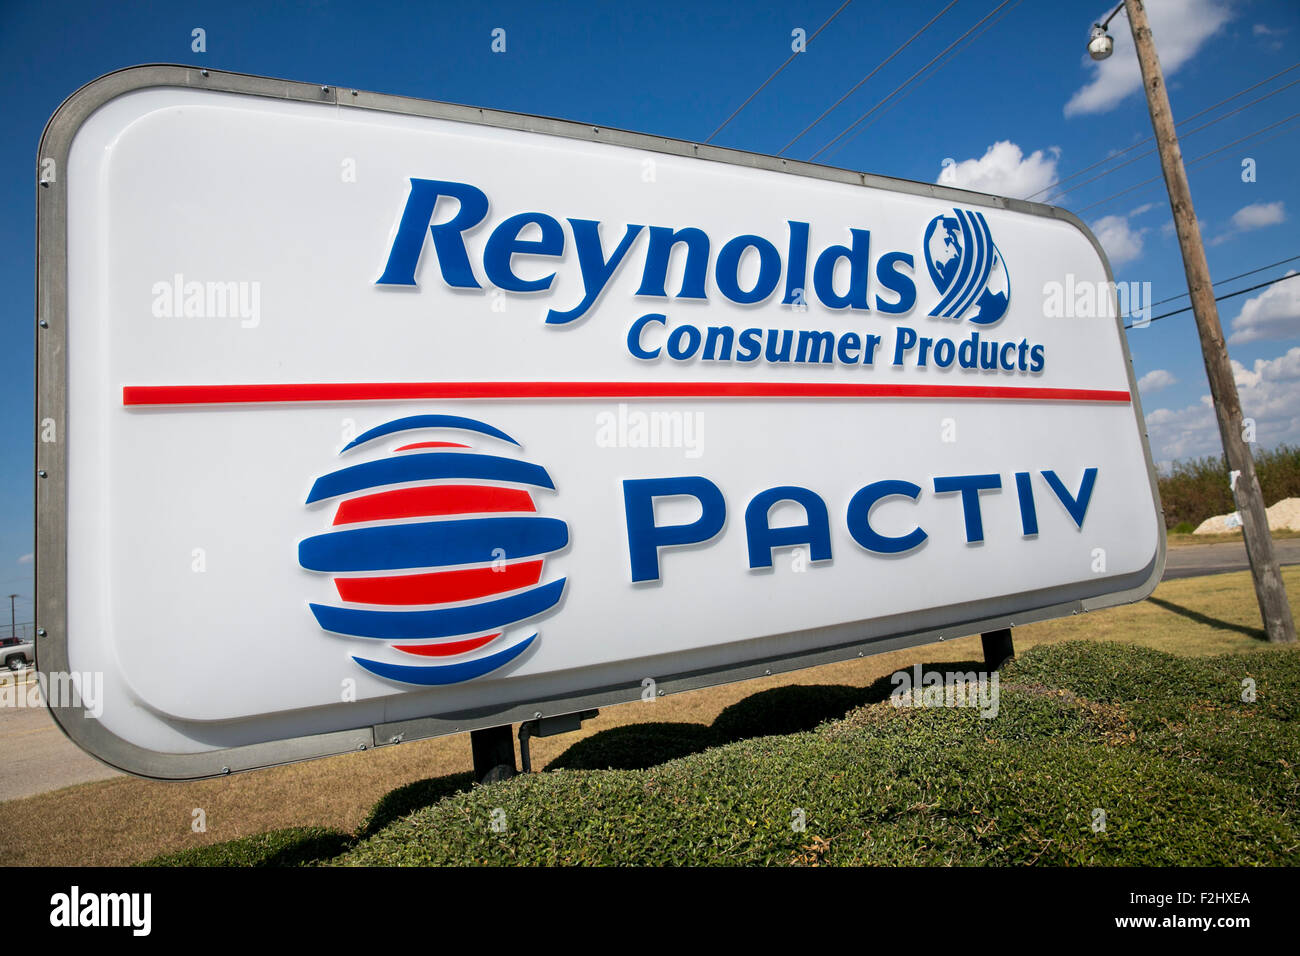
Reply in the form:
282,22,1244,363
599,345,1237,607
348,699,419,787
924,206,1011,326
298,415,568,685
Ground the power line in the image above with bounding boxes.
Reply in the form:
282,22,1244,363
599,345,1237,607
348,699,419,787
1028,62,1300,200
1124,271,1299,330
1083,121,1300,215
809,0,1016,162
1148,253,1300,308
832,21,1292,184
705,0,855,144
830,0,1021,151
1077,111,1300,214
777,0,959,155
1051,77,1300,201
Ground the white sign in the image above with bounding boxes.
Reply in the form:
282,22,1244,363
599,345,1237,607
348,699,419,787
36,67,1163,778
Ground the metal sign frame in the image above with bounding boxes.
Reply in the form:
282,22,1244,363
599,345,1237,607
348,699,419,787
36,64,1166,780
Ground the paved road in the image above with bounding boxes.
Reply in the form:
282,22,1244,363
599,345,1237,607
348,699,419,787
0,671,121,802
1163,537,1300,580
1,539,1296,804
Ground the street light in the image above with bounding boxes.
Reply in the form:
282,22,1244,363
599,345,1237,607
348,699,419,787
1082,1,1295,644
1088,24,1114,61
1088,2,1126,60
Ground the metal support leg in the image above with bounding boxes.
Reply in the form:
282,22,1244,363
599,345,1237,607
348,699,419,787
470,725,517,784
518,722,533,774
981,628,1015,671
516,710,597,774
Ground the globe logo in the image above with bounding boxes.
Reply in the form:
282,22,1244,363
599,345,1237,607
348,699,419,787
297,414,568,686
923,207,1011,326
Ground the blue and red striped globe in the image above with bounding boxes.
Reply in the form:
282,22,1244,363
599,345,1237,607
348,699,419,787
298,415,567,685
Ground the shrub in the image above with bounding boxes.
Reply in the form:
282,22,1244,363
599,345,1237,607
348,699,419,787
1158,444,1300,529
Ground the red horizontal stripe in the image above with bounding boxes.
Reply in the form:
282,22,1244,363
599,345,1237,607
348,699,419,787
333,486,536,524
122,382,1133,405
394,441,470,451
394,633,500,657
334,560,544,605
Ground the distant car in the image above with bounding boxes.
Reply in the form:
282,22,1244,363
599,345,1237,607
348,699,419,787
2,639,34,671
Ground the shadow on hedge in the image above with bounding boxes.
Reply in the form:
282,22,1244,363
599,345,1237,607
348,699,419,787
360,771,477,837
259,828,354,866
141,826,353,867
545,722,718,771
546,661,988,771
360,675,931,828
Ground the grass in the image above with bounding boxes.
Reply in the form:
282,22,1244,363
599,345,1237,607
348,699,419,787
2,566,1298,866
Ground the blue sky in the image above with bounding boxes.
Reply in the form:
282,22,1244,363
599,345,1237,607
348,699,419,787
2,0,1298,616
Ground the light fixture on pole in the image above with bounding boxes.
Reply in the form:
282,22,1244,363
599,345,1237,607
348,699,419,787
1088,2,1123,60
1088,24,1114,60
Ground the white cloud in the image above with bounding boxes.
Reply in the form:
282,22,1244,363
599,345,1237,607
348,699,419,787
1065,0,1233,117
18,553,33,564
936,141,1060,200
1128,202,1160,218
1145,346,1300,460
1091,213,1145,265
1138,369,1177,392
1211,201,1287,246
1253,23,1284,50
1232,348,1300,387
1231,201,1285,231
1227,272,1300,344
1253,23,1285,48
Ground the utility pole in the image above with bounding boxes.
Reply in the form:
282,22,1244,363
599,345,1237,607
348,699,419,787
1122,0,1295,643
7,595,16,640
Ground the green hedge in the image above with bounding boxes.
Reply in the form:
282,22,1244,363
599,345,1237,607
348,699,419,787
335,642,1299,866
144,642,1300,867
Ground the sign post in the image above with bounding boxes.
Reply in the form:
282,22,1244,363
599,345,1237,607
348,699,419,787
470,726,517,784
980,629,1015,671
36,66,1164,780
